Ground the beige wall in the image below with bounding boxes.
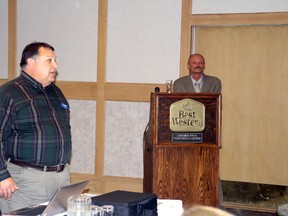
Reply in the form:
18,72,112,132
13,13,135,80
195,25,288,185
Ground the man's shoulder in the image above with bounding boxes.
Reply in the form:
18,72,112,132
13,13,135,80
203,74,221,83
173,76,193,92
174,75,190,83
0,76,22,91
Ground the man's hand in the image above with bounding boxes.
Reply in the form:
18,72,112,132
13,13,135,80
0,177,19,200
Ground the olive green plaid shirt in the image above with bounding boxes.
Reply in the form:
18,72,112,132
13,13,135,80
0,71,71,181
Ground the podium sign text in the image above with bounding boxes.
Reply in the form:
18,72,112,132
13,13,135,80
170,98,205,132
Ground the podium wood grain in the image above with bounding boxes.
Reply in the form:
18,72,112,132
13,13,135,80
144,93,221,207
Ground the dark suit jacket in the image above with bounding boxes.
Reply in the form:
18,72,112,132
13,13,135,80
173,74,221,93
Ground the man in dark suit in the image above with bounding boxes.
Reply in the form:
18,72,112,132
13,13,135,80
174,53,221,93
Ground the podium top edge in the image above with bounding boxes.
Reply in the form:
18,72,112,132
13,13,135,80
151,92,222,97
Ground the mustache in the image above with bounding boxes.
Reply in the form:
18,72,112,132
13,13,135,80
194,66,202,69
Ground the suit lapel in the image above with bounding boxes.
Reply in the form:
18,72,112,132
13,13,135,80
201,74,208,92
185,76,195,92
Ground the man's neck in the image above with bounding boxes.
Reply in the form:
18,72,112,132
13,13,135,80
190,73,203,81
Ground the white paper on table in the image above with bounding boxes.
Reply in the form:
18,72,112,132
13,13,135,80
157,199,183,216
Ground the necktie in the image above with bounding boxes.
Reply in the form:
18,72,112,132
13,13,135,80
195,82,201,92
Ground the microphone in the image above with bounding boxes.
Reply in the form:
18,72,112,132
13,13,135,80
155,87,160,92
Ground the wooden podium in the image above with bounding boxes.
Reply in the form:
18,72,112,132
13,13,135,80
143,93,222,207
